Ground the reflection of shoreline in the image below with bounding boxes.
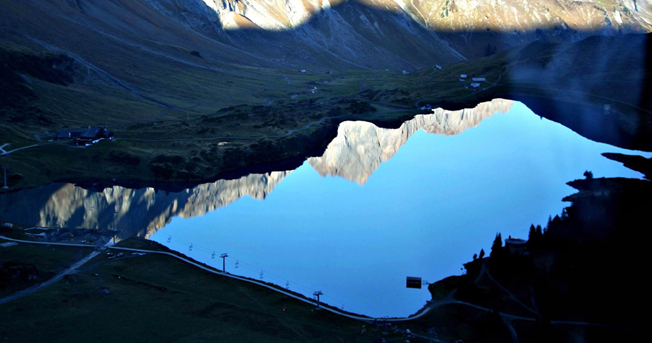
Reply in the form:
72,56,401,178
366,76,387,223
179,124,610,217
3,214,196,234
0,99,512,239
308,99,514,184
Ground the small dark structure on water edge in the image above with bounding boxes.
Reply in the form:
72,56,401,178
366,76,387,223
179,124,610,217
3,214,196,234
406,276,422,289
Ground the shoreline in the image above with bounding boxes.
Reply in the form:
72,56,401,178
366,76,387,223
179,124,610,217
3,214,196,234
3,92,651,194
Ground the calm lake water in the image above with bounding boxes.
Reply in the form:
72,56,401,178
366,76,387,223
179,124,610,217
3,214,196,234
1,100,650,318
147,101,650,317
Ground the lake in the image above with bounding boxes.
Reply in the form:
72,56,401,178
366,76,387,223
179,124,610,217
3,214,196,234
148,100,650,317
1,99,649,318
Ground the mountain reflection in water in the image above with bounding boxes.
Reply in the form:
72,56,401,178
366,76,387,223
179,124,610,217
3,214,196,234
309,99,513,184
0,99,512,238
2,99,651,316
0,172,289,239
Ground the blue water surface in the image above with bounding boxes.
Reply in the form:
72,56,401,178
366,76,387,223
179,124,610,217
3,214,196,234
151,102,650,317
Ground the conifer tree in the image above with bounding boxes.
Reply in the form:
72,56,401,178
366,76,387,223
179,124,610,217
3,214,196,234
528,224,536,241
491,233,503,256
536,225,543,238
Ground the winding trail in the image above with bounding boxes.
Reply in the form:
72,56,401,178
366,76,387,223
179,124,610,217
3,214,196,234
0,247,101,305
0,144,41,157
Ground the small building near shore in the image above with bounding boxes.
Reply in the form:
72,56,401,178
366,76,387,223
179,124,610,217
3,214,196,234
74,127,114,147
472,77,486,82
505,237,527,255
460,74,467,81
55,129,85,140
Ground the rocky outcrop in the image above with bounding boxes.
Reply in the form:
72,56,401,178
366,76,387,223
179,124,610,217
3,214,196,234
307,99,514,184
191,0,651,32
138,0,652,66
185,0,652,59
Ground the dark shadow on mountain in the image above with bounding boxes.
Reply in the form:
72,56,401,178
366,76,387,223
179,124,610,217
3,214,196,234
5,0,647,71
193,0,651,69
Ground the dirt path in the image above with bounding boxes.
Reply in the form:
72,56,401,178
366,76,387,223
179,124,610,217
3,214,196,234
0,248,101,305
0,144,40,156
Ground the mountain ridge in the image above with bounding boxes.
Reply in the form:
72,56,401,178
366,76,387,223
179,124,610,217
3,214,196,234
4,0,650,73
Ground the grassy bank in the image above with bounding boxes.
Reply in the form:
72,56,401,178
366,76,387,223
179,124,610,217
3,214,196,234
0,237,400,342
0,233,95,298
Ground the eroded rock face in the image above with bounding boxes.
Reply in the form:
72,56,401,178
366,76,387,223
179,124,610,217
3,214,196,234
307,99,514,184
0,171,290,238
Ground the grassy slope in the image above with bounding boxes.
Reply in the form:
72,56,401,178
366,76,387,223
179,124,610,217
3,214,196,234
0,238,393,343
0,230,95,298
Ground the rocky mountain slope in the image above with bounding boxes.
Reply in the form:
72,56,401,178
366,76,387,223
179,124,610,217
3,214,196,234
197,0,651,33
308,98,513,183
204,0,652,58
2,0,650,73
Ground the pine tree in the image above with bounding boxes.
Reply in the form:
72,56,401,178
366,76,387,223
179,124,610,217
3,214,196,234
536,225,543,238
546,215,552,232
479,249,485,259
491,233,503,256
528,224,536,241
